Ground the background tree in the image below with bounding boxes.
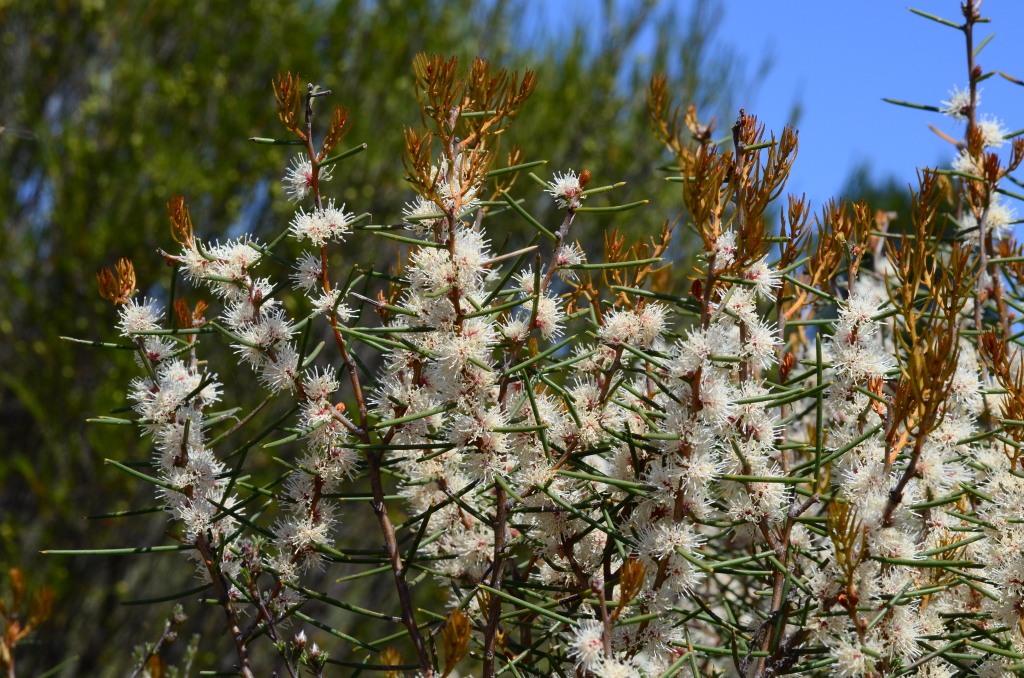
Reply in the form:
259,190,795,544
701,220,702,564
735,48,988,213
0,1,759,674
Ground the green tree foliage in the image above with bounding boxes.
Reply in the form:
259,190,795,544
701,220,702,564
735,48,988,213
0,0,754,674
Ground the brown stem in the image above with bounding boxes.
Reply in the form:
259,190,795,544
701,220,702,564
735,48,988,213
976,202,990,333
598,346,625,403
753,569,787,678
305,85,324,212
692,253,718,413
196,535,255,678
881,433,927,526
248,580,300,678
482,483,508,678
303,83,431,676
595,581,613,658
964,2,979,132
367,449,434,675
496,208,576,407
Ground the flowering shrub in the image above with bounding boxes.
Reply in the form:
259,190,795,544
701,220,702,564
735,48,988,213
58,4,1024,678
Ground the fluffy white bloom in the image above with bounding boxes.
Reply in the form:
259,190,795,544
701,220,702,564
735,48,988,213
636,303,668,346
451,226,490,284
599,309,641,346
743,320,781,369
434,318,496,370
535,295,564,340
402,195,444,234
743,257,782,300
940,85,974,120
829,638,876,678
259,343,300,393
568,620,605,670
594,658,639,678
291,251,323,292
283,154,333,202
303,367,339,402
599,305,667,348
874,603,922,661
696,370,736,424
137,337,177,366
117,298,162,337
979,114,1007,148
959,194,1016,241
514,267,536,296
555,242,586,280
546,170,586,208
500,315,531,343
727,475,789,526
289,200,352,246
310,289,353,318
274,508,335,570
713,230,737,271
952,148,981,176
827,292,893,381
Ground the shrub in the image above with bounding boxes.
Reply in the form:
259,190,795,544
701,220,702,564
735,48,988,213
61,3,1024,678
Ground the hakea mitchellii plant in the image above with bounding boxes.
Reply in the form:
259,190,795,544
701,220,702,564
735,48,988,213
52,4,1024,678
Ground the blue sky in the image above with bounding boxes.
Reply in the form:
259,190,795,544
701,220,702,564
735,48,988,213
713,0,1024,206
532,0,1024,208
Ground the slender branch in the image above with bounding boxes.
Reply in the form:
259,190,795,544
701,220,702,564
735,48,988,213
196,535,254,678
482,483,508,678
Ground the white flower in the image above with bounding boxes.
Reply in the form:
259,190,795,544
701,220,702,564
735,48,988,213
117,298,163,338
451,226,490,285
275,509,335,557
959,194,1016,241
291,251,323,292
636,303,668,346
594,658,639,678
403,195,444,234
874,603,923,661
638,521,703,561
600,303,670,349
535,295,564,340
500,315,531,343
232,309,294,357
290,200,353,247
434,318,496,370
743,320,781,369
546,170,586,208
952,148,981,176
940,85,975,120
555,242,586,280
303,367,339,402
568,619,605,670
283,153,333,202
696,371,736,424
137,337,177,366
727,472,789,526
449,407,508,462
259,344,300,393
514,267,537,296
827,292,894,381
599,309,641,346
713,230,737,271
310,289,352,318
979,114,1007,148
743,257,782,300
830,638,874,678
